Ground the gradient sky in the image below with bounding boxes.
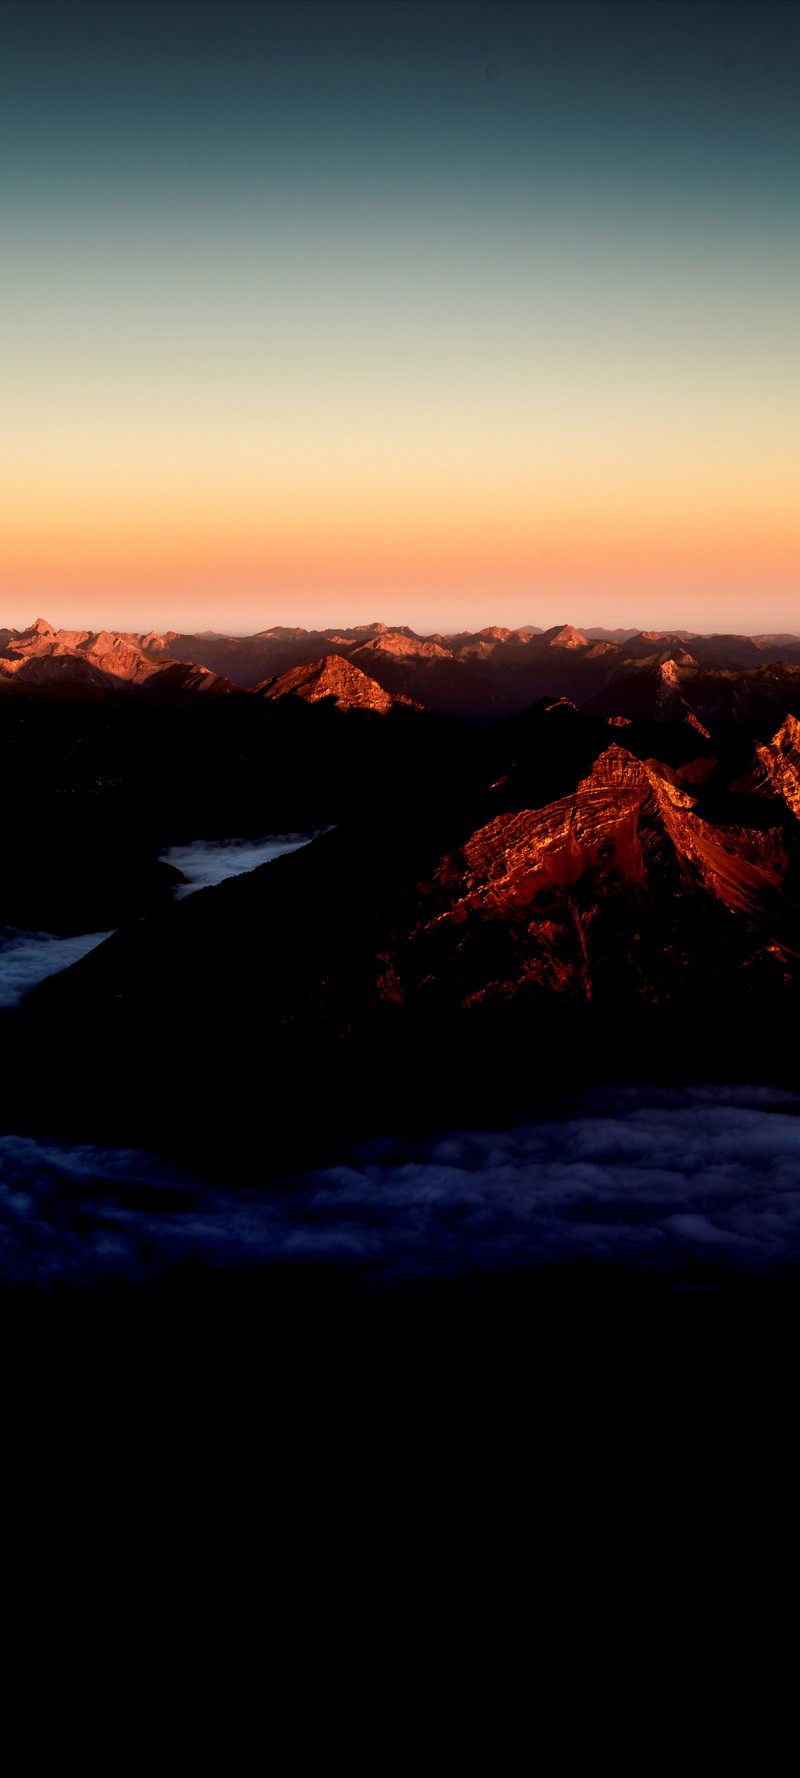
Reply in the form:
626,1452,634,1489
1,0,798,635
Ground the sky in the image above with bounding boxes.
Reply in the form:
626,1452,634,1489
0,0,798,636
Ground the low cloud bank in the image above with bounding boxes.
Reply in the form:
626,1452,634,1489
0,834,322,1003
0,928,111,1008
161,832,320,898
1,1085,799,1289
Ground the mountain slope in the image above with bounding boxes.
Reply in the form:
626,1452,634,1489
410,745,793,1014
733,714,800,822
19,724,800,1166
6,617,800,723
256,654,399,713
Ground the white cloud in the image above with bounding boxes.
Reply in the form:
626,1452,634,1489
160,832,322,898
0,928,111,1007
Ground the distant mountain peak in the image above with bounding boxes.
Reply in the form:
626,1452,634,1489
257,653,397,714
540,624,588,649
3,617,799,725
352,631,450,659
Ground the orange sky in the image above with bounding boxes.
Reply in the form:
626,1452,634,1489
2,432,797,634
2,2,798,637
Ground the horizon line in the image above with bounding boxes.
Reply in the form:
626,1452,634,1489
6,614,800,643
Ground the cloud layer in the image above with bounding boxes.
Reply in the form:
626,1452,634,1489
0,834,320,1006
160,832,319,897
1,1085,799,1290
0,927,111,1008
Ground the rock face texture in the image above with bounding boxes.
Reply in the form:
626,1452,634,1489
256,654,398,714
425,744,781,927
747,715,800,823
407,743,795,1016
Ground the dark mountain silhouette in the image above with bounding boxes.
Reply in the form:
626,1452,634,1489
0,653,467,933
13,693,800,1172
584,659,800,732
4,612,800,1181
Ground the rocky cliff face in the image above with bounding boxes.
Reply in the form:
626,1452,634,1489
407,743,795,1016
744,715,800,823
257,654,400,714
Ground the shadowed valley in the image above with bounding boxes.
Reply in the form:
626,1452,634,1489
5,621,800,1179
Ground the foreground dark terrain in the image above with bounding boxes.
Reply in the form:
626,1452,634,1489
3,616,800,1298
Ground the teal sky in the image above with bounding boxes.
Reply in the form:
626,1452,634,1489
1,1,798,634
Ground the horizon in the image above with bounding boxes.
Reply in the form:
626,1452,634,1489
4,608,800,644
2,1,798,634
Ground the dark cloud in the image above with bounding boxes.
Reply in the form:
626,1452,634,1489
0,1086,799,1289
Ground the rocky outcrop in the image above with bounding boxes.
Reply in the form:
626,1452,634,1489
256,654,399,713
734,715,800,822
411,745,793,1013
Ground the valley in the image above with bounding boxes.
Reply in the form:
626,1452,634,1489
3,614,800,1293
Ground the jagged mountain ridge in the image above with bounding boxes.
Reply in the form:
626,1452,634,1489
18,700,800,1165
411,743,795,1012
255,653,420,713
4,617,800,723
731,714,800,822
0,621,415,714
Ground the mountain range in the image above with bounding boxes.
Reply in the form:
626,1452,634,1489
4,616,800,728
9,651,800,1169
